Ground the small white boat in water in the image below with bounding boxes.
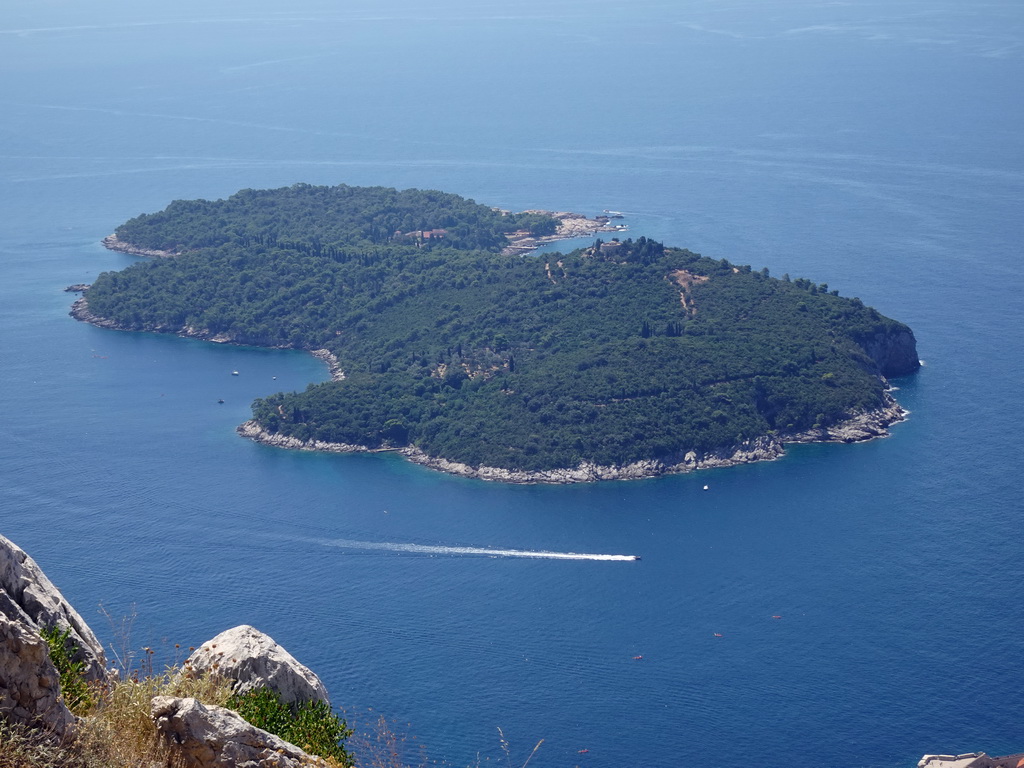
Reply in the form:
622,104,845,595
231,370,239,376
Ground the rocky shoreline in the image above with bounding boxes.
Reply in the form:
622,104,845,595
236,420,377,454
309,349,345,381
71,294,237,343
102,232,180,258
70,295,347,381
237,394,908,485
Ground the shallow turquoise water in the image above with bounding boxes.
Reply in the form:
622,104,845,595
2,2,1023,766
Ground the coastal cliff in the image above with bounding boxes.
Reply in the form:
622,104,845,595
855,327,921,377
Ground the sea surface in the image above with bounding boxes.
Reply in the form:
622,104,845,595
2,2,1022,766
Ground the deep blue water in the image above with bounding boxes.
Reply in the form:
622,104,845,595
2,2,1023,766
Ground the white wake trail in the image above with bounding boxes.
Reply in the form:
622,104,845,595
315,537,638,561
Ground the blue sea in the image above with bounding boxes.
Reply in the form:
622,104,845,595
2,2,1022,766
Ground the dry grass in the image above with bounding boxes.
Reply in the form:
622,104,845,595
0,667,233,768
0,721,81,768
72,667,234,768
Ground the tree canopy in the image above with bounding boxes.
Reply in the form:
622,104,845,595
84,183,918,473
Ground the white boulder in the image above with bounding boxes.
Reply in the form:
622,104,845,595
185,625,329,706
151,695,329,768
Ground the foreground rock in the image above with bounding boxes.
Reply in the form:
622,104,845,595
0,534,105,681
152,696,330,768
0,612,75,737
919,753,1024,768
185,625,329,706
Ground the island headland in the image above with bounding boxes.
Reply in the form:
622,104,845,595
71,182,920,483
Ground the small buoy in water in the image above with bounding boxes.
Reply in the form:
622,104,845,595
272,376,277,379
231,370,239,376
703,485,709,491
218,399,224,404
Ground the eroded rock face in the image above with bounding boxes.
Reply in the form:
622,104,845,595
185,625,329,706
151,695,328,768
0,534,105,681
855,327,921,377
0,612,74,737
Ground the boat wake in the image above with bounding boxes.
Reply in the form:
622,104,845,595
313,537,639,562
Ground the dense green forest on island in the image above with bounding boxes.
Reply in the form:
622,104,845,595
113,183,557,253
83,183,918,473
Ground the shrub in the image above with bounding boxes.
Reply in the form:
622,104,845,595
38,625,94,716
228,687,353,766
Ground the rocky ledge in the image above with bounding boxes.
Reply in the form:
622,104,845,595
71,297,346,385
240,394,907,485
102,233,180,258
152,696,333,768
70,295,238,342
237,420,375,455
309,349,345,381
919,753,1024,768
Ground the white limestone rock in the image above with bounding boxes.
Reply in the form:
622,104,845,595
185,625,329,706
0,534,105,681
0,612,75,737
151,695,329,768
918,754,994,768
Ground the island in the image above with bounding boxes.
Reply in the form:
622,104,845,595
71,182,920,482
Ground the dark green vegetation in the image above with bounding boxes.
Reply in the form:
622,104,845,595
39,626,94,715
84,183,918,473
228,687,352,765
113,182,556,254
